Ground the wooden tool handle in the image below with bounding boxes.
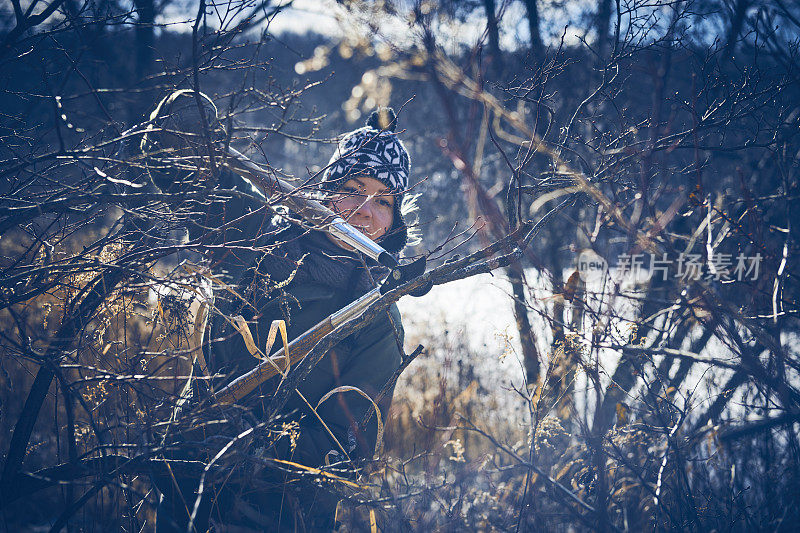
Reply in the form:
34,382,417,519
215,320,334,404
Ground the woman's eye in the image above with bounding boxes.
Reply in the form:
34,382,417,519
378,198,392,208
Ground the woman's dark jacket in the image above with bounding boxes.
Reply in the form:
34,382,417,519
192,169,403,466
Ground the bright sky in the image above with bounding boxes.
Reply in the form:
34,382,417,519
265,0,588,50
158,0,589,51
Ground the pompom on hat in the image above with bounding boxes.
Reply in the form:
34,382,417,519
321,108,413,253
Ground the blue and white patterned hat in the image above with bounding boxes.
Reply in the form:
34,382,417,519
321,108,412,253
322,108,410,193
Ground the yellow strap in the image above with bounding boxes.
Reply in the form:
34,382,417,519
370,509,378,533
232,315,263,358
316,385,384,458
232,316,292,378
264,319,290,373
192,302,210,376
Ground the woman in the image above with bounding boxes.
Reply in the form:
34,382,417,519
149,96,414,531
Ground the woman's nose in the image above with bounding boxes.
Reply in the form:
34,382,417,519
353,197,374,217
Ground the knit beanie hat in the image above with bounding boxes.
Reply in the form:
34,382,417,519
320,108,411,254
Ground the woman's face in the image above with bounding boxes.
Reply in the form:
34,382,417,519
330,177,395,242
